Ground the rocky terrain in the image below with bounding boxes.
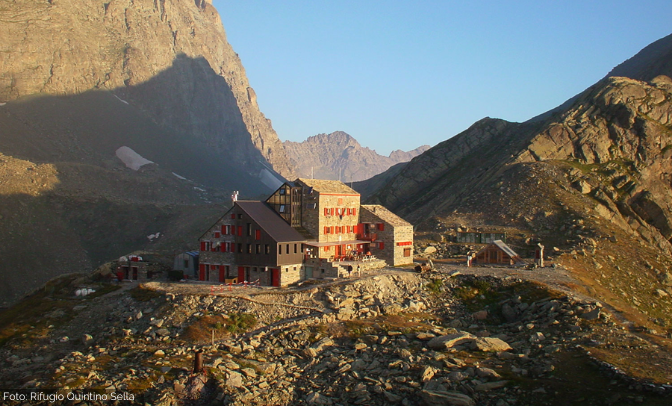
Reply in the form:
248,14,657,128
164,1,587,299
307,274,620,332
284,131,429,182
357,33,672,340
2,268,671,405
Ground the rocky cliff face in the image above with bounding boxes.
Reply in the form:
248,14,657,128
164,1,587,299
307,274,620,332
0,0,296,305
283,131,429,182
361,33,672,334
0,0,293,180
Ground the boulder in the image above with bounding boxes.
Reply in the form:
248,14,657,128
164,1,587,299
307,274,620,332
427,332,475,351
471,337,512,352
420,390,475,406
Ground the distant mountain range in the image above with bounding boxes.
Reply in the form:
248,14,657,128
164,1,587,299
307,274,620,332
283,131,430,182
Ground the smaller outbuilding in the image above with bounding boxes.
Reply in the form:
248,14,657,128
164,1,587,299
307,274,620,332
173,251,199,279
474,240,522,265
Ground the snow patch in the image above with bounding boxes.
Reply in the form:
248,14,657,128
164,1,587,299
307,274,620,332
172,172,187,180
115,146,154,171
0,103,6,106
147,232,161,241
193,187,206,192
113,94,129,105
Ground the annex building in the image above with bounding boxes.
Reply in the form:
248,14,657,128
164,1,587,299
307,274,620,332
197,179,414,286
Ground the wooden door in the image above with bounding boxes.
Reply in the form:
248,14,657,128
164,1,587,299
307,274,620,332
238,266,245,282
199,264,206,281
219,267,226,283
132,267,138,280
271,268,280,287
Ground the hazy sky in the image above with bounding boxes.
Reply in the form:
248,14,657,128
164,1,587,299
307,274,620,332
212,1,672,156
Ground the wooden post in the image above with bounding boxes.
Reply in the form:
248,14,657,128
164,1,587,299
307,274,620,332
193,350,203,374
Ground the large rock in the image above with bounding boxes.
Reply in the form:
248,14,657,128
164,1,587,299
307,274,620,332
471,337,512,352
427,332,475,351
420,390,475,406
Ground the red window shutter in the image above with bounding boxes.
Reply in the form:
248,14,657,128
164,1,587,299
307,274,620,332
230,226,235,235
353,208,357,216
238,226,243,236
330,208,334,215
231,243,235,252
378,223,385,231
214,232,220,238
200,241,206,251
231,214,235,219
221,225,226,234
324,208,329,216
330,226,334,234
379,241,385,250
324,226,329,234
256,230,261,240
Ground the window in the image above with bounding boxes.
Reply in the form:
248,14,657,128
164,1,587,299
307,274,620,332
404,248,412,257
294,244,297,253
265,244,270,255
247,223,252,236
256,244,261,254
238,214,243,219
278,244,282,255
279,188,285,195
279,205,285,213
183,259,189,268
324,226,330,234
247,244,252,254
238,244,243,253
255,230,261,240
286,244,290,254
338,198,343,205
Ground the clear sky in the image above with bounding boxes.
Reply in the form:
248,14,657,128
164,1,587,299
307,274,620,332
212,0,672,156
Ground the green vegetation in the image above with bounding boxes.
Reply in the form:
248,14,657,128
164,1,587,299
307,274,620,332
130,284,164,302
225,313,257,334
425,278,443,296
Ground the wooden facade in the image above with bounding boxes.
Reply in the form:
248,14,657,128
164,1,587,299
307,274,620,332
474,240,522,265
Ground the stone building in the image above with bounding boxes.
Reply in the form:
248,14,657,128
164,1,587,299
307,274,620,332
198,178,414,285
360,204,414,266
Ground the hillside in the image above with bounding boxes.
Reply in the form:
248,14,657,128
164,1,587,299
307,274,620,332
360,33,672,336
283,131,429,182
0,0,294,305
2,270,671,405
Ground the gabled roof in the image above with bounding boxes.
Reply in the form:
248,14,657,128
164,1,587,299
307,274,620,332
360,204,412,227
478,240,520,259
296,178,359,195
236,201,307,242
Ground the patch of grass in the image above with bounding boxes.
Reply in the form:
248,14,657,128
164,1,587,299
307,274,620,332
182,313,257,344
225,313,257,334
336,312,438,339
130,284,164,302
0,275,82,348
86,284,121,299
426,279,443,296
